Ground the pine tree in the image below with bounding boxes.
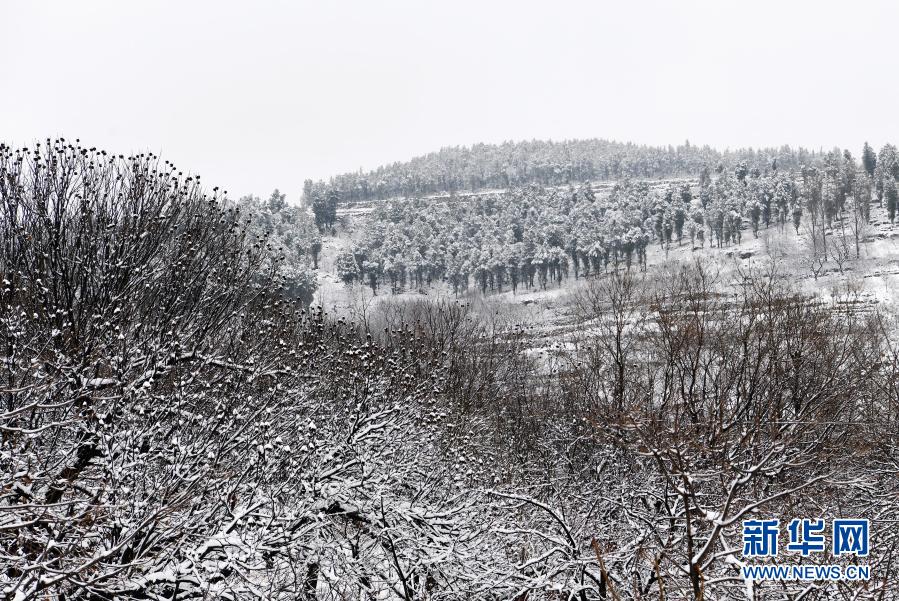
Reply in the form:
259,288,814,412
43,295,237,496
862,142,877,177
267,188,286,213
302,178,315,207
312,187,339,231
336,248,359,284
886,178,898,224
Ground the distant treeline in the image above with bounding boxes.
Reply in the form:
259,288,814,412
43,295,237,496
304,138,829,204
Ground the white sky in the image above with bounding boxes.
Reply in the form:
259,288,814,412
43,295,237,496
2,0,897,200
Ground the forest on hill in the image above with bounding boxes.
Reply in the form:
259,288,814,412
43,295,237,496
330,144,898,297
3,139,899,600
303,138,835,204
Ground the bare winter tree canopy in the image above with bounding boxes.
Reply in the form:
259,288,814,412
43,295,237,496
4,2,899,600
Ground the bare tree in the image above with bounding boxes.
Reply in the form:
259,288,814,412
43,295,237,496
572,271,648,412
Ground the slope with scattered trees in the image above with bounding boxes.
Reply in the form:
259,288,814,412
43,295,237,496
334,144,889,296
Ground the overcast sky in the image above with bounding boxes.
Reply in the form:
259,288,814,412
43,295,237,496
2,0,897,200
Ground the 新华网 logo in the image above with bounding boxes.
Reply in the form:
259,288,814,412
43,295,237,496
741,518,870,581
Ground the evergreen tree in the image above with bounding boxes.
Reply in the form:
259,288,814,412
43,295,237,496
312,187,340,231
336,248,360,284
267,188,286,213
886,178,898,224
862,142,877,177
